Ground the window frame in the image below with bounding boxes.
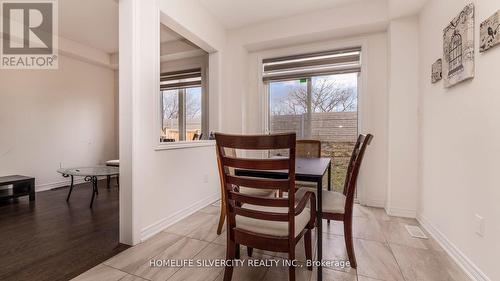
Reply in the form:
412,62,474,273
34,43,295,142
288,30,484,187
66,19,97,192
259,43,366,203
156,58,211,150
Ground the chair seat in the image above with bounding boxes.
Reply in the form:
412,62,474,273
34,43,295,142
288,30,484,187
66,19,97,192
236,204,311,237
239,186,276,198
296,188,346,214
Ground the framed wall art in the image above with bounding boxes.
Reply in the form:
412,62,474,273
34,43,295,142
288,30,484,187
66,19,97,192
480,10,500,52
431,59,442,83
443,3,475,88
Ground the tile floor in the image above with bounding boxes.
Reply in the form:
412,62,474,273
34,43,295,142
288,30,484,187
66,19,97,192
72,204,471,281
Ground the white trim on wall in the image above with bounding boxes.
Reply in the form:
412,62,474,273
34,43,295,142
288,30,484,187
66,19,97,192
417,215,491,281
155,140,215,150
361,198,386,208
35,178,86,192
140,193,219,242
385,207,416,218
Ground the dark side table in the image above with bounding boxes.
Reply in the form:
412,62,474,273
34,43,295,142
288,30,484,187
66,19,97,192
0,175,35,201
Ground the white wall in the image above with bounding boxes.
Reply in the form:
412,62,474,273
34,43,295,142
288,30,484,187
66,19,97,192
386,17,419,217
418,0,500,280
119,0,225,245
0,55,117,190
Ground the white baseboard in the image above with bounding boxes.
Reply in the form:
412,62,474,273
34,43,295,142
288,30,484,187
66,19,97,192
361,198,385,208
140,193,220,242
386,207,416,218
36,178,86,192
417,215,490,281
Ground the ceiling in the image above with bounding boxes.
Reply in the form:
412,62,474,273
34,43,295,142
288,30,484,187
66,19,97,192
59,0,118,53
54,0,427,54
197,0,367,29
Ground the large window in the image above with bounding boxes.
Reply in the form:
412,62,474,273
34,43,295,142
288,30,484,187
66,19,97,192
160,68,205,142
264,48,360,192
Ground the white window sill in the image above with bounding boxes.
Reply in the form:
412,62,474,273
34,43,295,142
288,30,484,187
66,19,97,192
154,140,215,151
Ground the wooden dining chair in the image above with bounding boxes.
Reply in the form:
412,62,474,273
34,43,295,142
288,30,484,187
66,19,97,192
215,133,316,281
296,133,373,268
216,148,279,235
296,140,321,158
294,140,324,191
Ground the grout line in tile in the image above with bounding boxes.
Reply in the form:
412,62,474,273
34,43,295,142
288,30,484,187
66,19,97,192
357,273,387,281
322,231,389,245
104,264,153,281
385,242,408,281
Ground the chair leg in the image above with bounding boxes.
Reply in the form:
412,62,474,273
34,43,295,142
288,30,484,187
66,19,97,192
247,247,253,257
66,175,74,202
235,244,240,259
288,248,296,281
217,203,226,235
344,218,357,268
304,229,312,271
224,240,235,281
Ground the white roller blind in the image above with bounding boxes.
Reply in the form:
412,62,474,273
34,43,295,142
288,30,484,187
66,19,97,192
160,68,202,90
262,47,361,82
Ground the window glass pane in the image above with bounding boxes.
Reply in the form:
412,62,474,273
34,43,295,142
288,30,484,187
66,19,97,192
311,73,358,192
161,90,179,142
268,73,358,192
186,87,202,141
311,73,357,113
269,79,308,138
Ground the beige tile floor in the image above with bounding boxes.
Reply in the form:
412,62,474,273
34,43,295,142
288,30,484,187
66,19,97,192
72,204,471,281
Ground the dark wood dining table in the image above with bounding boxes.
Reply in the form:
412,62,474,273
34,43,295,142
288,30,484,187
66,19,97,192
235,157,331,281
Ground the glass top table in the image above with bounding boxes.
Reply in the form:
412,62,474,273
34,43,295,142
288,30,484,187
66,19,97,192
57,166,119,208
57,166,119,177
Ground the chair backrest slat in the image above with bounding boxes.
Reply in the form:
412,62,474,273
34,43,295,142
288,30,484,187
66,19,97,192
234,206,289,221
222,157,290,170
228,191,289,207
216,133,295,150
226,175,289,190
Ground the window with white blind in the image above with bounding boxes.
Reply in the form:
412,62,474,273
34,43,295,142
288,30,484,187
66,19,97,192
264,47,361,193
160,68,206,142
262,47,361,82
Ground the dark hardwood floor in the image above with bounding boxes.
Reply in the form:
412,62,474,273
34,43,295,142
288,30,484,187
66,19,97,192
0,179,128,281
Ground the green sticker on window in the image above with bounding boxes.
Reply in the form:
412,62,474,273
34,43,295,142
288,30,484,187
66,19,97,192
299,78,307,83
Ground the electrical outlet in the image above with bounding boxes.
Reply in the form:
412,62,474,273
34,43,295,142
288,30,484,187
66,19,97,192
475,214,485,237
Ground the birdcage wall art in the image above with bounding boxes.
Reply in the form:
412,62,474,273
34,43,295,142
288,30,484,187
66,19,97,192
443,3,475,88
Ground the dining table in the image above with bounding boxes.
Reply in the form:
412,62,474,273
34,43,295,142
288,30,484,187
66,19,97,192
235,157,331,281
